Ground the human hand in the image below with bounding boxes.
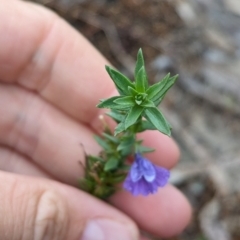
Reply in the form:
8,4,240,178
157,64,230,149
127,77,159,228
0,1,191,239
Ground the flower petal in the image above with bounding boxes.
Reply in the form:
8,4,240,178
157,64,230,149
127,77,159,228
155,166,170,187
123,175,157,196
130,160,142,182
140,156,156,182
134,154,156,182
123,154,170,196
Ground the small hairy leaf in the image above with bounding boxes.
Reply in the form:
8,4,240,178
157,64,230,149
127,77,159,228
146,74,178,106
97,96,122,109
137,145,155,153
105,174,127,184
136,120,157,132
117,136,134,156
104,157,119,171
146,73,170,100
105,110,125,123
113,96,135,107
94,135,111,150
140,99,155,108
125,105,144,129
105,66,134,95
102,132,119,144
135,67,147,92
79,178,94,192
114,122,125,135
128,86,138,96
117,136,135,151
144,107,171,136
135,48,145,79
153,75,178,105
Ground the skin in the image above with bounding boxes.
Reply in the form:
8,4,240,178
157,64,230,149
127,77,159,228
0,0,192,239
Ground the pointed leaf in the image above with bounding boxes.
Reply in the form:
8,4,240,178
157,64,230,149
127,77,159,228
105,174,127,184
141,99,155,108
125,105,144,129
102,132,119,144
79,178,94,192
136,120,157,132
94,136,111,150
97,96,122,109
104,157,119,171
114,122,125,135
144,108,171,136
153,75,178,105
120,146,132,157
105,110,125,122
113,96,135,107
137,145,155,153
135,67,147,92
117,136,135,151
146,73,170,100
135,48,145,78
128,86,138,96
146,74,178,106
86,155,104,170
105,66,134,95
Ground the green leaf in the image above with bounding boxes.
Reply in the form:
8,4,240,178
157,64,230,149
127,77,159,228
97,96,131,110
135,48,145,79
79,178,94,192
117,136,135,156
137,120,157,132
102,132,119,144
104,157,119,171
120,147,133,157
144,107,171,136
146,74,178,106
117,136,135,151
85,155,104,173
140,99,155,108
105,66,134,95
135,67,147,92
97,96,125,109
118,165,130,171
114,122,125,135
113,96,135,107
105,110,125,123
128,86,138,96
153,75,178,105
105,174,126,184
94,135,111,150
125,105,144,129
134,93,147,105
146,73,170,99
137,145,155,153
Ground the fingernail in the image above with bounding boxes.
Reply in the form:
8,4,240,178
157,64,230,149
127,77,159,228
81,218,137,240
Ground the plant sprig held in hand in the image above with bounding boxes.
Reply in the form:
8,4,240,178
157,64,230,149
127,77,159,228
79,49,178,200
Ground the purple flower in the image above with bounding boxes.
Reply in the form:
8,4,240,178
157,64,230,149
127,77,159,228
123,153,170,196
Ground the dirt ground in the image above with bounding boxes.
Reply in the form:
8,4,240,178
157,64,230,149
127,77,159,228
27,0,240,239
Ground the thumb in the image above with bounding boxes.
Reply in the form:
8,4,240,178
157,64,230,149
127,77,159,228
0,171,139,240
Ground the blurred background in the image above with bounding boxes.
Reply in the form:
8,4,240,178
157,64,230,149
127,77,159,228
27,0,240,239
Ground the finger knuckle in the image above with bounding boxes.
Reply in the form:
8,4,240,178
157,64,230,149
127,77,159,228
33,189,69,240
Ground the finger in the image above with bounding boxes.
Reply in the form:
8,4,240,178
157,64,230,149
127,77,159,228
0,84,179,184
137,130,180,169
0,84,100,185
0,0,180,171
110,185,192,238
0,171,139,240
140,236,150,240
0,0,115,124
0,146,51,178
